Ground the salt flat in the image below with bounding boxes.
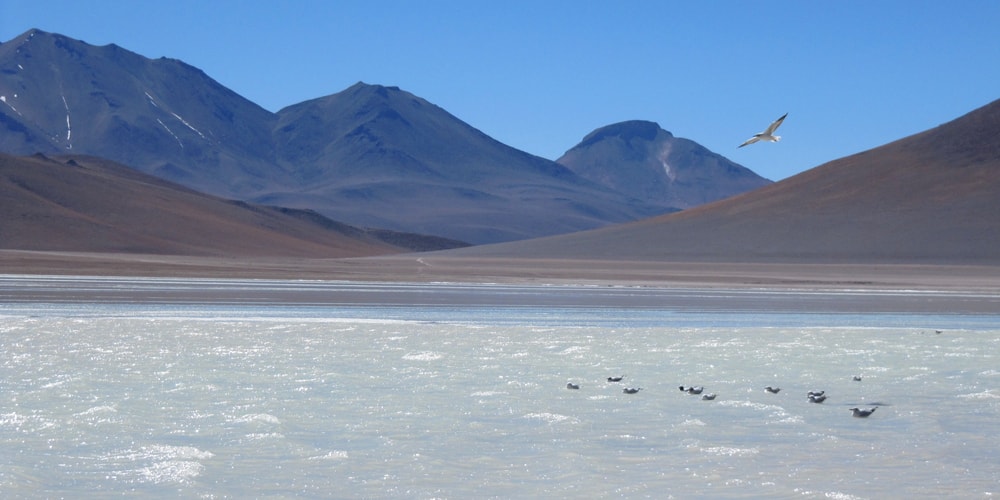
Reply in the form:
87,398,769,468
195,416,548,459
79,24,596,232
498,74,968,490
2,287,998,498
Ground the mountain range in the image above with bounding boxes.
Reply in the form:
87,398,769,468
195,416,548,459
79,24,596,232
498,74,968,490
0,29,768,245
4,28,997,269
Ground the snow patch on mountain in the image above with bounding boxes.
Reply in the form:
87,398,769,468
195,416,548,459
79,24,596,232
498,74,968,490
657,142,675,181
171,112,205,139
157,118,184,149
61,93,72,147
0,95,17,116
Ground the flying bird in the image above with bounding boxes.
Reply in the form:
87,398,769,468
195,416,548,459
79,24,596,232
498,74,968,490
623,387,642,394
765,386,781,394
739,113,788,148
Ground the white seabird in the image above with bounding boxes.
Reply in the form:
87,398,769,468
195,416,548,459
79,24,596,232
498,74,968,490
739,113,788,148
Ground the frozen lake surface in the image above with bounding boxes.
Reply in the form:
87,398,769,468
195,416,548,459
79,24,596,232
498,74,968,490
2,276,999,498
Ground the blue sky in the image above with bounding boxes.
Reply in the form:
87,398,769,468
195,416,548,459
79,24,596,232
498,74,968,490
2,1,998,181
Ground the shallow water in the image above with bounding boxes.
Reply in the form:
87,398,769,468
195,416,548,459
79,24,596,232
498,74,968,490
2,279,999,498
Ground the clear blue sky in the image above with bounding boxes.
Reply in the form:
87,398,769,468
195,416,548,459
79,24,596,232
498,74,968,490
3,1,998,181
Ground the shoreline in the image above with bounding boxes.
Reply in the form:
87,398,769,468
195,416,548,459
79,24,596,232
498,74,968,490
3,250,1000,291
1,251,999,314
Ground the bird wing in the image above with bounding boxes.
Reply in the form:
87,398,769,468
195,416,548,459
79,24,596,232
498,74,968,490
764,113,788,135
739,135,761,148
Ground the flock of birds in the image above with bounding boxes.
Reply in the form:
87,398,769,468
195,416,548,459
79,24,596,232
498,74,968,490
566,374,879,418
567,113,902,420
566,111,913,420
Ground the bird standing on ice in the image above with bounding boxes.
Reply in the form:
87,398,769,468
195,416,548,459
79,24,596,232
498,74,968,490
739,113,788,148
850,407,877,418
808,394,827,404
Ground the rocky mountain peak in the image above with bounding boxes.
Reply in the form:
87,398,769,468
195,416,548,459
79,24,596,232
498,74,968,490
575,120,672,149
558,121,771,209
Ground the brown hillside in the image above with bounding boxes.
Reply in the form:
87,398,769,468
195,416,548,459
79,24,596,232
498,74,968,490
0,153,404,257
452,99,1000,264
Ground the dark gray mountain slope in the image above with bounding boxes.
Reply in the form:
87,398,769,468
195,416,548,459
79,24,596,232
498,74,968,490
264,82,663,243
0,29,284,196
557,120,771,210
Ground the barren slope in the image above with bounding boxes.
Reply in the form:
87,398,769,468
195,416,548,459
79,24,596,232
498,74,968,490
0,153,413,257
450,99,1000,264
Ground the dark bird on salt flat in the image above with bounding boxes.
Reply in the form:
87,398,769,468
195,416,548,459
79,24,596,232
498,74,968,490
623,387,642,394
566,382,580,390
807,390,825,398
809,394,828,404
765,386,781,394
850,407,877,418
702,393,717,400
853,375,863,382
607,376,625,382
679,386,704,395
